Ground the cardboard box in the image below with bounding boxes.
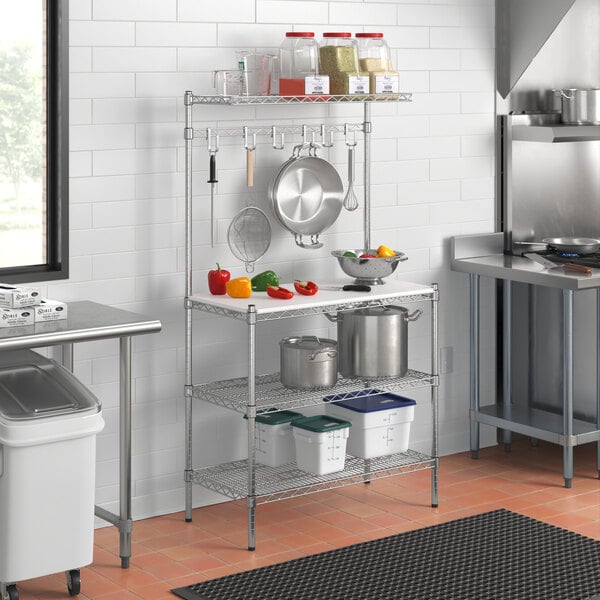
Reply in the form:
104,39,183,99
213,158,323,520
0,284,42,309
0,308,35,328
33,299,68,322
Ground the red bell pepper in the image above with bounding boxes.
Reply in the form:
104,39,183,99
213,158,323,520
294,280,318,296
266,285,294,300
359,253,376,258
208,263,230,295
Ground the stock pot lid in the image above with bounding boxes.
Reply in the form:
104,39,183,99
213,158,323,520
280,336,337,351
345,305,408,317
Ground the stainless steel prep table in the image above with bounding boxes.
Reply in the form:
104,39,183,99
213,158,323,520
451,233,600,487
0,300,162,568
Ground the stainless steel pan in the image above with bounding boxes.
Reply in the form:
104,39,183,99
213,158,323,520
269,143,343,249
515,237,600,255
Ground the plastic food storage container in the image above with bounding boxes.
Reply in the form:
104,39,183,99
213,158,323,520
0,349,104,593
278,32,324,96
292,415,351,475
355,33,399,94
319,33,369,95
324,390,416,458
248,409,304,467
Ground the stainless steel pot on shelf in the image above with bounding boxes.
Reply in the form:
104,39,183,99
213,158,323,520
326,305,422,379
279,336,338,390
554,89,600,125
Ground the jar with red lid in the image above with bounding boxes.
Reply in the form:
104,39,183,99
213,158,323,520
278,32,320,96
355,32,399,94
319,33,368,95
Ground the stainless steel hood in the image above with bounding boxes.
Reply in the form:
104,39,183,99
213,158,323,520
497,0,576,99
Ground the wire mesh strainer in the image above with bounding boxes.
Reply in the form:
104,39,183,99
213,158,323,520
227,206,271,273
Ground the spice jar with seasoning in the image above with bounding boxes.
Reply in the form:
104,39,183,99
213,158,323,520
279,32,327,96
355,33,399,94
319,32,369,96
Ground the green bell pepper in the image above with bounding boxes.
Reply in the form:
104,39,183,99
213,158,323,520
251,270,279,291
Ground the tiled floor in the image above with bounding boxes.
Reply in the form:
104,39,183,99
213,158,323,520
14,439,600,599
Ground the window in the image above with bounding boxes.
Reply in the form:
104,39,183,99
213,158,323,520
0,0,68,283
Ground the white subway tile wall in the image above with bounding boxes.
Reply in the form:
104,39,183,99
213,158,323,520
50,0,497,522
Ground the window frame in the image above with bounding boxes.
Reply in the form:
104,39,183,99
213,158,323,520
0,0,69,284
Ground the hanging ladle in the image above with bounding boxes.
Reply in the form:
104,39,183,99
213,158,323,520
343,126,359,211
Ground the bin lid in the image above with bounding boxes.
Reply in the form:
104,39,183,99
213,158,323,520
0,350,100,420
324,389,416,413
254,409,304,425
292,415,351,433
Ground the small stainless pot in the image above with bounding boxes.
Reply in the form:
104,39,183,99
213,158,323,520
328,305,422,379
555,89,600,125
279,336,338,390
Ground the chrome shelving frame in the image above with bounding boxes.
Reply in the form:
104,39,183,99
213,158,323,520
183,90,440,551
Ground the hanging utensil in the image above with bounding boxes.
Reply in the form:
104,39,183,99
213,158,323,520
343,126,359,212
227,206,271,273
206,129,219,247
244,127,255,188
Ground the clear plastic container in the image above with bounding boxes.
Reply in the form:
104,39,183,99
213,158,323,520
356,32,399,94
319,32,368,95
278,32,319,96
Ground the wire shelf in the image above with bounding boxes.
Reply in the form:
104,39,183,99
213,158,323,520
190,93,412,105
193,370,436,413
190,450,435,503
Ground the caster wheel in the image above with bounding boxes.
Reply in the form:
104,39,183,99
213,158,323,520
6,584,18,600
66,570,80,596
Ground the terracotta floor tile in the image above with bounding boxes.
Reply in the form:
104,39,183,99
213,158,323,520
12,440,600,599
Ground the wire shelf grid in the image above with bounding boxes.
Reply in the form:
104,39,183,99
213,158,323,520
190,93,412,105
193,370,436,413
190,450,435,503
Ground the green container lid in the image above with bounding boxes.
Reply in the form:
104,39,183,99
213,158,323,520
248,409,304,426
292,415,351,433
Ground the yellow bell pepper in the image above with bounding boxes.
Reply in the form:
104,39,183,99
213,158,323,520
376,244,396,258
226,277,252,298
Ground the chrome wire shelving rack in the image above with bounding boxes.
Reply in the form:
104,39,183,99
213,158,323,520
183,90,439,551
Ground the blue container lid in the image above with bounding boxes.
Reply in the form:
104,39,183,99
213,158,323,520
324,389,416,413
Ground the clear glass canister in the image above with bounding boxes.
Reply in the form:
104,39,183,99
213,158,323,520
319,32,368,95
279,32,319,96
356,32,399,94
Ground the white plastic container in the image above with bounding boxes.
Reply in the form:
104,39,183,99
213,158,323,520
291,415,351,475
0,350,104,587
325,390,416,459
251,410,304,467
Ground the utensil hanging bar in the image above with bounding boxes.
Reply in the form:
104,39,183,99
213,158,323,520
193,123,364,141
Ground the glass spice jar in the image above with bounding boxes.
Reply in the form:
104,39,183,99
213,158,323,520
319,32,369,96
278,32,320,96
355,32,399,94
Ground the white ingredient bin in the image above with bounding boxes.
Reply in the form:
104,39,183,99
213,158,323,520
325,390,416,458
246,409,304,467
291,415,351,475
0,350,104,599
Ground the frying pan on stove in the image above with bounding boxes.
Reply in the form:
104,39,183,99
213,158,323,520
515,236,600,255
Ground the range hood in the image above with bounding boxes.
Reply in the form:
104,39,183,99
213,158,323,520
497,0,576,98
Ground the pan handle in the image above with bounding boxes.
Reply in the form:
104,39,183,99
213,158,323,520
294,233,323,250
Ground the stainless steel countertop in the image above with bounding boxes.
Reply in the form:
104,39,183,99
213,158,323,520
451,233,600,290
0,300,162,350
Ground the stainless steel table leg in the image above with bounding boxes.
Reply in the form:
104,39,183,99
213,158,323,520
247,306,257,551
431,283,439,507
563,290,574,488
61,343,74,371
119,335,132,567
469,274,480,459
503,280,512,452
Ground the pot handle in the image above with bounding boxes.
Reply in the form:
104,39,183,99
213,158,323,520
294,233,323,250
407,308,423,322
553,88,574,100
324,313,338,322
309,349,337,362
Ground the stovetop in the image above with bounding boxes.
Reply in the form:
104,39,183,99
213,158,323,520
524,250,600,268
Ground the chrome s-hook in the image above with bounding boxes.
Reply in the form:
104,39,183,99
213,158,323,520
344,123,357,147
206,128,219,153
243,125,256,150
271,126,285,150
320,124,334,147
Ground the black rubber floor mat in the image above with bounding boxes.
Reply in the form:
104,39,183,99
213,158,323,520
171,508,600,600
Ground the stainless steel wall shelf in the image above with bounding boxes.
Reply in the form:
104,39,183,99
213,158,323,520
512,124,600,143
